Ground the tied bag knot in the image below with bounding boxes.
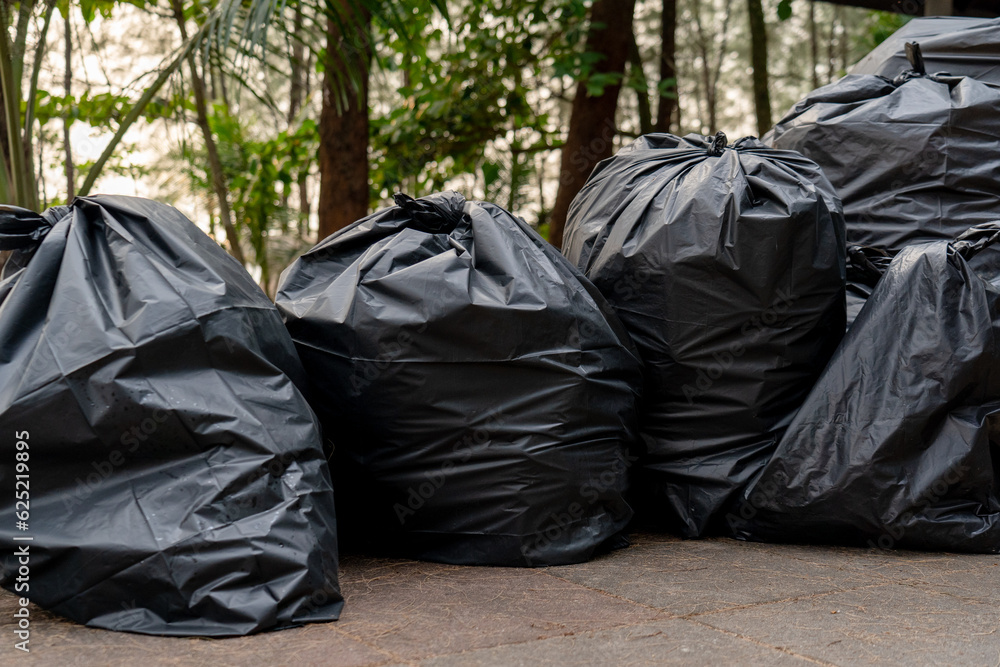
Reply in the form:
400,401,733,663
393,192,469,234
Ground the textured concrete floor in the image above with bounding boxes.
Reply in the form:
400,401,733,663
2,532,999,666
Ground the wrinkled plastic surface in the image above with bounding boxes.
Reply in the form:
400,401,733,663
730,224,1000,553
852,17,1000,85
845,245,894,328
562,133,846,538
0,196,343,636
765,70,1000,254
277,192,643,567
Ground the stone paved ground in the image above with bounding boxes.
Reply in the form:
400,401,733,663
2,533,999,666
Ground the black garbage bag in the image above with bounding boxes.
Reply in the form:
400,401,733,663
0,196,342,636
852,17,1000,86
562,133,846,538
729,224,1000,553
276,192,642,567
766,46,1000,255
845,245,894,328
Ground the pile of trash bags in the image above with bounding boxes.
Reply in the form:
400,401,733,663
767,43,1000,323
0,197,342,636
852,17,1000,85
562,133,846,538
767,44,1000,256
6,21,1000,640
277,192,643,567
730,224,1000,552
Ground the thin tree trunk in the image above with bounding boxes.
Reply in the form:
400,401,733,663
747,0,772,137
285,5,308,222
654,0,677,133
692,0,731,133
827,6,837,84
170,0,245,265
288,6,305,125
63,14,73,201
547,0,636,249
628,32,653,135
809,0,819,90
692,0,713,130
838,6,848,75
317,1,371,240
299,33,313,233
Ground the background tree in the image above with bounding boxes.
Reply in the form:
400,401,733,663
548,0,637,249
317,1,371,239
747,0,771,136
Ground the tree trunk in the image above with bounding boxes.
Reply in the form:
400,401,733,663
170,0,246,265
63,14,73,201
286,4,312,230
547,0,636,249
827,6,838,84
747,0,772,137
317,1,371,241
838,6,848,75
654,0,677,132
809,0,819,90
627,32,652,135
692,0,731,134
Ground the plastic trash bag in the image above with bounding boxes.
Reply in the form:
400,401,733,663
766,45,1000,255
0,196,342,636
276,191,642,567
852,17,1000,86
845,245,894,329
562,133,846,538
729,224,1000,553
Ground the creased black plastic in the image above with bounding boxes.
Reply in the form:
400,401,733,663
276,191,642,567
845,245,894,328
0,196,342,636
852,17,1000,85
765,69,1000,254
730,223,1000,553
562,133,846,538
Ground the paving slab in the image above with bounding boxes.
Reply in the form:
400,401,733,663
546,534,885,616
697,582,1000,665
0,593,391,667
335,556,665,661
418,619,813,666
0,533,998,666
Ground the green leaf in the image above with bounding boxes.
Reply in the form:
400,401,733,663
777,0,793,21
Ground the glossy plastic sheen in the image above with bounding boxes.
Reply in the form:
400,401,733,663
0,196,342,636
765,71,1000,254
562,133,846,538
731,224,1000,553
851,17,1000,85
277,191,643,567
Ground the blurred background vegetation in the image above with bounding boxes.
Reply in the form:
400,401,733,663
0,0,911,294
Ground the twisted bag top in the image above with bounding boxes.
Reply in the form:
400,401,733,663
852,17,1000,85
563,133,846,538
277,191,643,567
0,196,341,636
766,51,1000,253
